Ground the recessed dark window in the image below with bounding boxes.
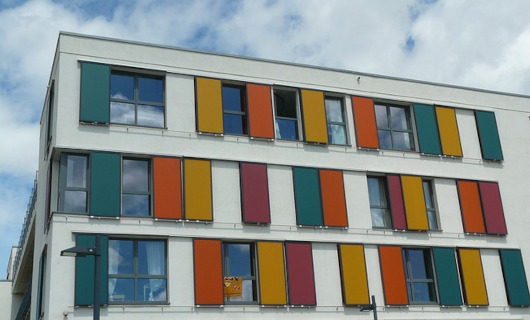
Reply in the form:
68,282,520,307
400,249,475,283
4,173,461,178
222,84,247,135
274,89,299,140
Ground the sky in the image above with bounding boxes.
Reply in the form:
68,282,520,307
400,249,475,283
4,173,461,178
1,0,530,278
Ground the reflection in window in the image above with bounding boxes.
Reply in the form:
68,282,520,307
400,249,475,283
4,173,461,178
402,248,437,304
122,159,150,216
274,89,299,140
108,239,167,303
59,154,88,213
423,180,439,230
110,72,164,127
374,104,415,151
223,243,257,304
222,84,247,135
367,176,392,228
325,97,347,145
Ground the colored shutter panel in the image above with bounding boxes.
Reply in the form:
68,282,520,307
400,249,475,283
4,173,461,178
478,181,507,235
379,246,408,305
247,83,274,139
457,180,486,233
320,169,348,227
241,162,271,224
196,77,223,134
153,157,182,219
293,167,323,226
193,239,223,305
301,89,328,144
387,175,407,230
285,242,316,305
435,106,463,156
89,152,120,217
499,249,530,306
338,244,370,305
432,248,463,306
257,242,287,305
352,96,379,149
80,62,110,123
401,175,429,230
475,111,503,160
458,248,488,306
184,159,213,221
75,234,108,306
413,103,441,155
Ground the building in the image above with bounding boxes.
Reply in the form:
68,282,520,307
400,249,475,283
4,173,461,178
5,32,530,320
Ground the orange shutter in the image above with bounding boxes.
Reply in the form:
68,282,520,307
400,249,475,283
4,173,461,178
153,157,182,219
352,96,379,149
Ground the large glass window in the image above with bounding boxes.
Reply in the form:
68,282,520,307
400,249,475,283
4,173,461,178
122,159,151,216
402,248,437,304
110,72,164,127
274,89,299,140
423,180,439,230
222,84,247,135
59,154,88,213
325,96,347,145
223,242,257,304
108,239,167,303
367,176,392,228
374,104,415,151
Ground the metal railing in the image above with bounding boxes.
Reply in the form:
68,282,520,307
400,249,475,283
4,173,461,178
12,172,38,281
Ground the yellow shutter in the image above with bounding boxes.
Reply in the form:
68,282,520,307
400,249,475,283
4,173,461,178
301,89,328,144
459,248,488,305
401,175,429,230
435,106,463,156
184,159,213,220
196,77,223,134
339,244,370,305
257,242,287,305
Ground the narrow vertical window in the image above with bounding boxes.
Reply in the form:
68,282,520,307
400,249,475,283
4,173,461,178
59,154,88,213
274,89,299,140
367,176,392,228
122,159,151,216
325,96,347,145
45,81,54,154
402,248,437,304
423,180,439,230
374,104,415,151
222,84,247,135
223,243,257,304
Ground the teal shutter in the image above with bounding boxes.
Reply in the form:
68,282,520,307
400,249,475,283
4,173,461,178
433,247,463,306
80,62,110,123
89,152,121,216
475,111,503,161
293,167,323,226
75,234,108,306
413,104,441,155
499,249,530,306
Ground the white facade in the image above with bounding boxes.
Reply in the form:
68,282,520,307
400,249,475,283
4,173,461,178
6,32,530,320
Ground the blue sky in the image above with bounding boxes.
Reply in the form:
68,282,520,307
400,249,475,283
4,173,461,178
1,0,530,278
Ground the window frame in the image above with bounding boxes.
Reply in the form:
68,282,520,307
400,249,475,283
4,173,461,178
58,153,89,214
221,82,248,135
402,247,438,305
422,179,440,230
367,175,393,229
273,87,302,141
324,95,348,145
374,102,416,151
222,241,258,305
121,157,152,217
110,69,166,128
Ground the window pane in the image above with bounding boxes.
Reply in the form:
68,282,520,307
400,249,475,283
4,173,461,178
111,102,135,124
222,85,245,112
325,98,343,122
66,155,87,188
328,124,347,145
138,77,164,103
111,73,134,100
64,191,86,213
122,194,150,216
427,210,439,230
275,118,298,140
375,105,388,128
274,90,297,118
138,240,166,275
108,278,134,302
226,243,252,277
223,114,246,135
412,282,437,302
378,130,392,149
408,249,429,279
109,240,133,274
137,278,167,302
390,107,409,130
123,159,149,193
137,105,164,127
392,132,413,150
367,178,386,207
423,181,434,209
225,279,255,302
371,208,391,228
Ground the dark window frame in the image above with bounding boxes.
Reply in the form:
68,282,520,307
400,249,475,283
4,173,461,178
324,95,348,145
374,103,416,151
121,157,152,217
222,241,258,305
58,153,89,214
221,83,248,135
273,87,301,141
367,176,392,229
422,179,440,230
402,248,438,304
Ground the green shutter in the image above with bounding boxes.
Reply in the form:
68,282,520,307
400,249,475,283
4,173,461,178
293,167,323,226
80,62,110,123
89,152,120,216
499,249,530,306
75,234,108,306
475,111,503,161
413,104,441,155
433,247,463,306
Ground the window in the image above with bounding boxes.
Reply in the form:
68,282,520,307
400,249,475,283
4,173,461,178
59,154,88,213
122,159,151,216
325,96,347,145
367,176,392,228
374,103,415,151
222,84,247,135
108,239,167,303
110,71,164,127
45,81,54,157
223,242,257,304
423,180,439,230
402,248,437,304
274,89,299,140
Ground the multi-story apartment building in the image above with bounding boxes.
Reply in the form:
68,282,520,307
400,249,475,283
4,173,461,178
4,32,530,320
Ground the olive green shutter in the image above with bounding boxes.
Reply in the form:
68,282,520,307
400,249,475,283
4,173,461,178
80,62,110,123
75,234,108,306
89,152,121,217
475,111,503,161
293,167,323,226
499,249,530,306
413,103,441,155
433,247,463,306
